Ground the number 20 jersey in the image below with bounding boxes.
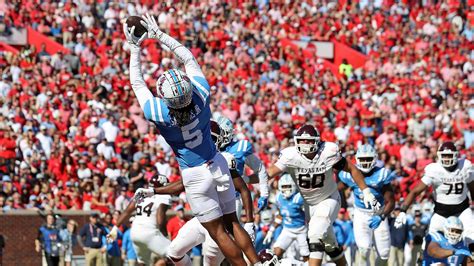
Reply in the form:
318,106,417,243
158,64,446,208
275,142,341,206
421,159,473,205
133,194,172,228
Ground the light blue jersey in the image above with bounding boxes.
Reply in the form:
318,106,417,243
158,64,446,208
276,192,305,229
338,166,393,210
223,139,253,176
142,80,216,169
423,231,469,266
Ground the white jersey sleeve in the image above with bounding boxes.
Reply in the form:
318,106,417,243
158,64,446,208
275,148,293,172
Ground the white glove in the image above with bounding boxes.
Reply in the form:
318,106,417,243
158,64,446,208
134,188,154,201
140,13,161,39
362,188,381,211
263,229,274,245
106,226,119,243
394,211,407,229
123,23,147,48
243,223,256,243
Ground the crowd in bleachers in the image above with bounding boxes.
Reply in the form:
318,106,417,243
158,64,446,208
0,0,473,255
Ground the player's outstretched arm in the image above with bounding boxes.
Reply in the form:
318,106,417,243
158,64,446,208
107,201,136,242
245,154,269,198
152,180,185,195
426,241,456,259
123,23,154,110
381,184,395,217
400,182,427,211
233,175,254,223
141,14,203,77
337,158,382,211
156,204,169,236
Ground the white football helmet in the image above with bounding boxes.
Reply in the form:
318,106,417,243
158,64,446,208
278,174,297,198
156,69,193,109
443,216,464,245
260,209,273,225
216,115,234,148
355,144,377,173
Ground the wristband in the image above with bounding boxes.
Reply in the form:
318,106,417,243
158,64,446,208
380,214,386,220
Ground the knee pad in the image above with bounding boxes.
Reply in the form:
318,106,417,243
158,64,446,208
167,242,187,259
326,245,344,260
308,239,325,260
308,241,325,252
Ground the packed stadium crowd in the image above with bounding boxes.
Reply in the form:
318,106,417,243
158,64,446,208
0,0,473,265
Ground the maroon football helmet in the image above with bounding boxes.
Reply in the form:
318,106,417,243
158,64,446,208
294,124,320,154
210,120,223,149
258,249,280,266
437,141,458,168
149,173,168,188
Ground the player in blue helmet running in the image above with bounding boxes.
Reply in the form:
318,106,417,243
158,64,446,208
123,14,260,266
338,144,395,266
215,115,270,213
423,216,473,266
263,174,309,261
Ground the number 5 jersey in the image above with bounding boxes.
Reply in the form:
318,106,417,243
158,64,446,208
421,159,473,217
275,141,342,206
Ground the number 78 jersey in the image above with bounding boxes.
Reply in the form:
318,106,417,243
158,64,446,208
421,159,473,205
275,142,341,206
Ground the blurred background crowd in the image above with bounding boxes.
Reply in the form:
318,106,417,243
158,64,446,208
0,0,473,265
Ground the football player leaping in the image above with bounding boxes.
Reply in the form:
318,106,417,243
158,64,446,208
264,173,310,261
250,124,382,266
395,141,474,252
106,174,174,265
338,144,395,266
216,115,270,213
142,121,260,266
123,14,259,265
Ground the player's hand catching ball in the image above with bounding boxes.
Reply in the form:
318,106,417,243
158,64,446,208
140,13,161,39
123,24,147,48
362,188,381,211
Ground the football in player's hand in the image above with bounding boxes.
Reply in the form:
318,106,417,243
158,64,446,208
126,16,147,38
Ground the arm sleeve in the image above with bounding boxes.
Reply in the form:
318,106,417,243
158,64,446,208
129,47,154,110
156,33,210,100
245,153,269,198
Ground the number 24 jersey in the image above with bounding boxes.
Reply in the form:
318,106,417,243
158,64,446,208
421,159,473,205
275,142,341,206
